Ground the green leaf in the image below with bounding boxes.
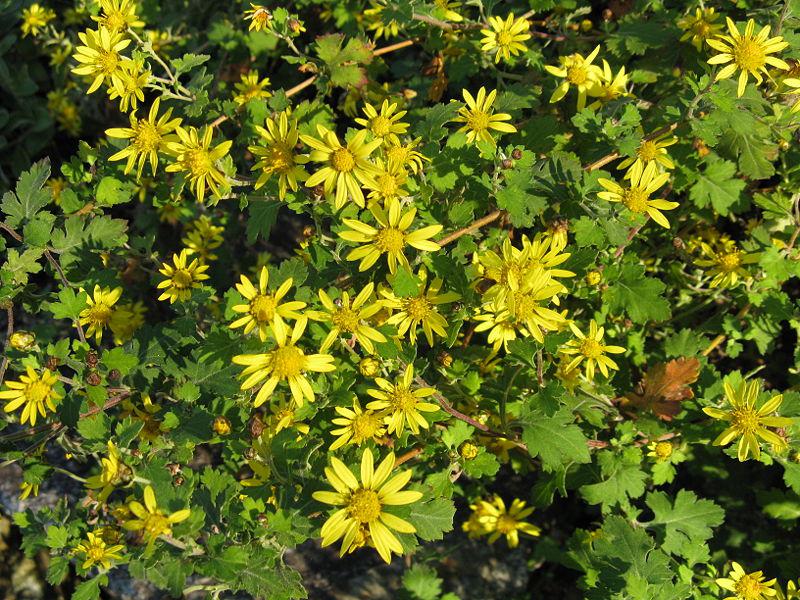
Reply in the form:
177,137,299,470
76,414,110,441
521,408,590,470
246,200,280,243
171,53,210,77
1,158,51,227
688,159,745,215
102,347,138,375
95,176,133,207
603,263,670,323
48,288,88,320
408,497,455,541
45,525,69,548
644,490,724,558
2,247,43,285
580,447,647,511
720,129,776,180
315,34,372,89
46,555,70,585
23,211,56,247
402,565,443,600
390,266,421,298
72,576,106,600
85,216,128,249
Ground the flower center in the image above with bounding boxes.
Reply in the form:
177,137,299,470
731,407,760,435
718,251,742,272
348,489,382,524
87,303,114,325
331,148,356,172
495,515,518,534
734,38,766,72
390,386,418,411
370,116,393,137
271,345,306,379
142,512,170,538
332,307,361,332
567,64,588,85
26,381,52,404
351,412,381,441
386,145,409,164
374,227,405,252
264,143,293,173
187,149,213,176
695,22,711,37
466,110,491,132
104,12,126,33
622,187,650,213
250,294,277,323
402,297,432,320
579,338,603,359
510,292,539,321
637,140,659,162
654,441,673,460
375,173,399,197
98,50,120,76
171,269,194,289
134,121,162,153
87,545,107,561
734,574,764,600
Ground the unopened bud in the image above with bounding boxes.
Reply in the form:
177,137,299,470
86,371,101,386
586,271,602,286
9,331,35,351
500,158,513,169
213,415,232,436
359,357,381,378
511,148,523,160
437,351,453,368
459,442,479,460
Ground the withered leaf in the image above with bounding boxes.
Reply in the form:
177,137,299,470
622,357,701,420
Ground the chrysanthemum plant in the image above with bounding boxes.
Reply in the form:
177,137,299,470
2,1,800,598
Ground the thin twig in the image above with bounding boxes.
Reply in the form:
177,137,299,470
395,447,423,466
437,210,505,246
0,304,13,385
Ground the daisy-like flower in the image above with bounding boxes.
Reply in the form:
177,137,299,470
229,266,306,342
545,46,603,111
617,131,678,176
233,70,272,106
384,138,429,174
559,319,626,380
165,126,233,204
340,197,442,273
21,3,55,37
85,441,123,502
312,448,423,563
92,0,144,33
380,268,460,346
74,532,125,570
355,100,409,146
301,125,382,210
364,158,409,203
19,482,40,500
249,109,309,199
364,1,400,40
0,367,62,426
782,77,800,113
106,58,150,112
156,249,210,303
707,18,790,97
431,0,463,22
452,87,517,146
716,562,778,600
106,97,182,179
329,398,387,451
703,380,792,462
72,27,131,94
366,364,439,436
268,398,310,437
244,3,271,32
79,285,123,343
646,440,674,463
695,240,759,288
310,283,386,354
182,215,224,262
473,308,519,354
232,317,336,407
677,7,723,51
122,485,190,550
475,495,541,548
587,60,629,108
597,161,678,228
109,300,145,344
480,14,531,64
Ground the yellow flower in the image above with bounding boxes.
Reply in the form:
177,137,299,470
243,3,271,32
587,60,630,107
473,309,518,353
229,266,306,342
452,87,516,146
212,415,231,436
340,197,442,273
716,562,778,600
364,1,400,40
384,138,429,174
233,70,272,106
21,3,55,37
380,268,460,346
703,380,792,462
560,320,625,380
366,364,439,436
233,317,336,407
301,125,382,210
0,367,62,426
156,249,210,303
359,356,382,378
120,394,162,441
268,398,310,437
106,97,182,179
617,131,677,176
646,440,674,462
72,27,131,94
107,58,150,112
122,485,190,550
555,355,581,393
480,14,531,64
249,109,309,199
782,77,800,113
463,501,491,538
312,448,422,563
47,90,82,136
476,495,541,548
545,46,603,110
182,215,224,262
598,161,678,228
364,158,409,203
165,126,233,204
329,398,387,451
19,482,40,500
311,283,386,354
85,441,123,502
92,0,144,33
431,0,463,22
79,285,123,343
677,7,723,51
707,18,789,97
109,300,145,344
75,532,125,570
695,240,759,288
354,100,409,146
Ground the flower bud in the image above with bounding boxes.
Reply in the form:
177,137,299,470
86,371,101,386
511,148,523,160
500,158,513,169
586,271,602,286
9,331,35,351
359,357,381,378
437,351,453,368
213,415,232,436
459,442,479,460
580,19,592,32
